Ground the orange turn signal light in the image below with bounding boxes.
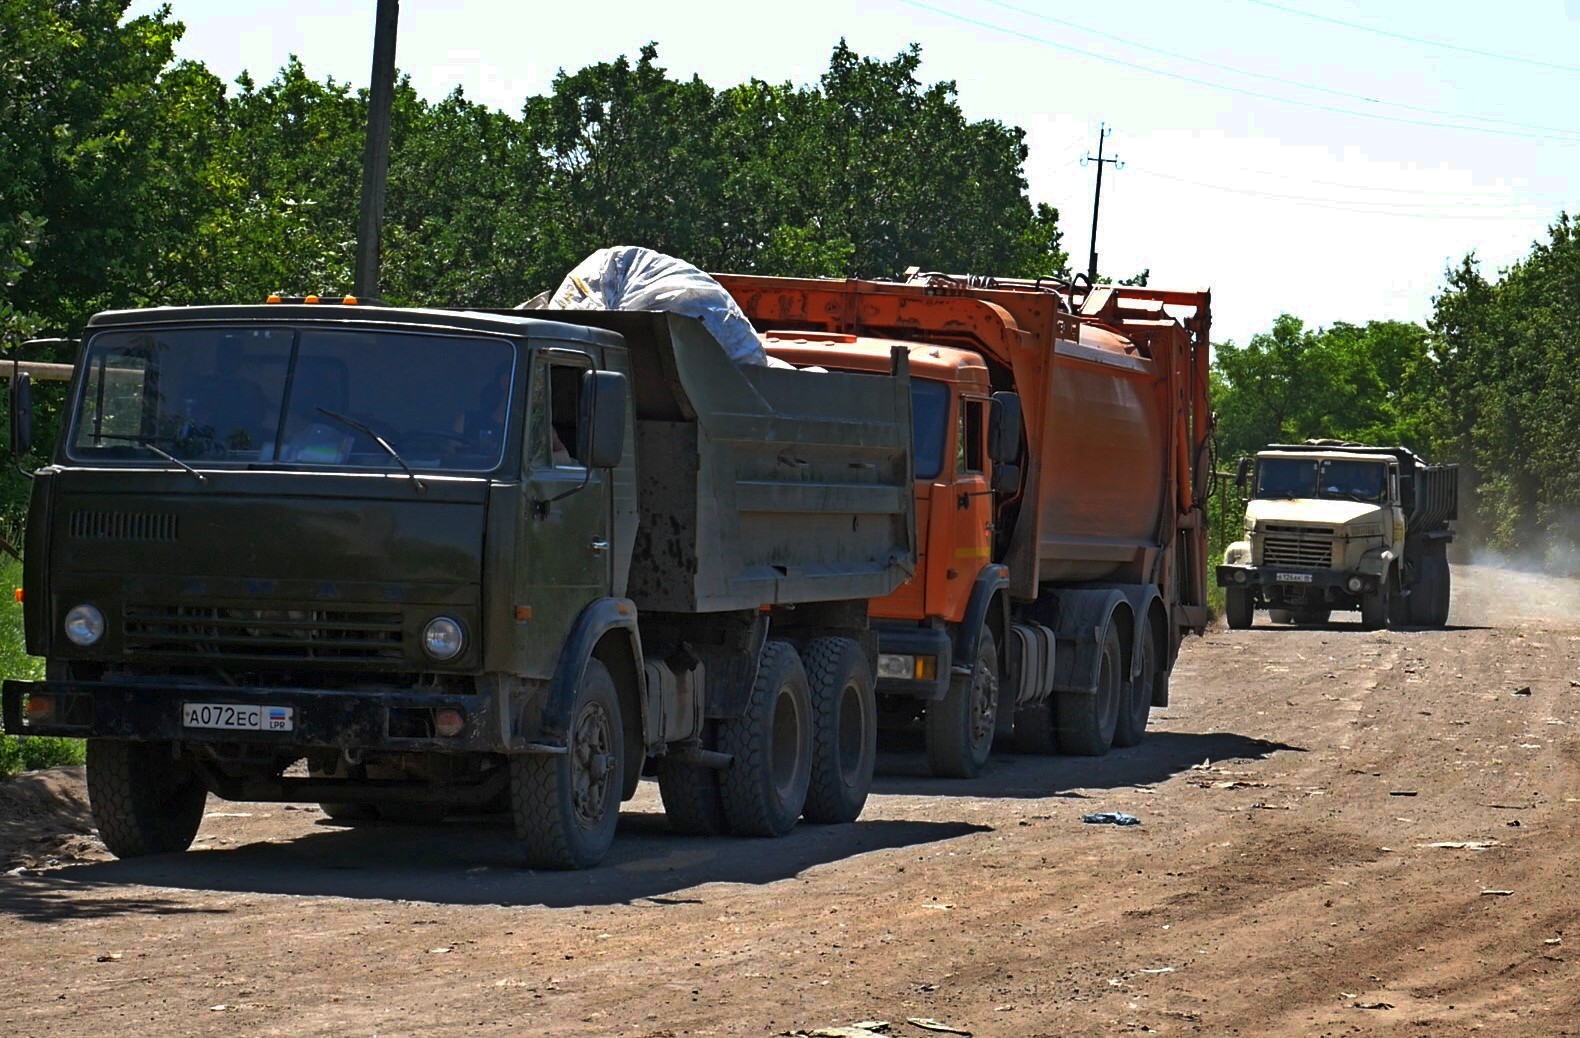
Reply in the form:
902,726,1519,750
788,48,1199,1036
24,694,53,723
342,295,358,305
265,294,282,304
13,587,22,603
914,656,937,681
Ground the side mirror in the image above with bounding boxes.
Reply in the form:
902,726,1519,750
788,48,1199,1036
9,371,33,457
1234,456,1251,490
987,391,1022,466
577,370,627,469
991,462,1020,496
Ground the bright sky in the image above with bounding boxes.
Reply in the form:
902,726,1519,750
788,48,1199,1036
127,0,1580,345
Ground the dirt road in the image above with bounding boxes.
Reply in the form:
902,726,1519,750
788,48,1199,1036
3,563,1578,1037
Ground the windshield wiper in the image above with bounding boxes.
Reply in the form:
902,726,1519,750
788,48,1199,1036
93,433,206,483
314,407,426,494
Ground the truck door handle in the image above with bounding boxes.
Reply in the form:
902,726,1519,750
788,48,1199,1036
590,540,610,552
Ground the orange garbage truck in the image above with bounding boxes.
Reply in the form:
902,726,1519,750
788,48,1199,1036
717,272,1214,777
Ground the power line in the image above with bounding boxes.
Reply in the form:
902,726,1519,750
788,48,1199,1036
894,0,1580,144
982,0,1580,138
1192,162,1569,203
1249,0,1580,75
1126,166,1562,221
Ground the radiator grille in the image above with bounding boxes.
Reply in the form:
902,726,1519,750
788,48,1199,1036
1261,525,1334,568
69,510,178,542
123,605,404,662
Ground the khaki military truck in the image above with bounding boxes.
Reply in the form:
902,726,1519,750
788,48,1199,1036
1217,441,1457,630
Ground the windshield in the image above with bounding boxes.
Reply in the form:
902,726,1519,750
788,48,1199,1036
912,380,950,481
1255,457,1387,503
68,325,516,472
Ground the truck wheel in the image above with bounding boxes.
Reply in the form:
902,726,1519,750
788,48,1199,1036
1292,608,1331,625
802,637,877,824
719,640,813,837
1113,624,1157,749
1055,623,1122,757
1359,583,1390,630
510,658,623,869
86,739,208,858
656,724,728,836
1225,587,1254,630
1430,555,1452,626
925,628,999,779
1013,702,1060,755
1411,551,1451,627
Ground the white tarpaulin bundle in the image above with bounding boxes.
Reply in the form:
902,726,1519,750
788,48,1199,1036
538,246,767,366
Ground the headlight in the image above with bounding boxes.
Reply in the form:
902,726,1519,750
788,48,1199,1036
422,616,465,660
64,604,106,646
877,653,915,679
1346,576,1364,592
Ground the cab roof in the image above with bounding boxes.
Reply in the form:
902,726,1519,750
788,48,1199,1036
83,303,625,350
762,331,990,388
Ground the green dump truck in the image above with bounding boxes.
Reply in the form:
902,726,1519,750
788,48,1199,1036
1,301,914,868
1217,441,1457,630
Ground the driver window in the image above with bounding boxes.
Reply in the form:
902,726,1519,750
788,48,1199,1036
528,356,588,469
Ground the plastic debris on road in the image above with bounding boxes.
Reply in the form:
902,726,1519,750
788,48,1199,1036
1081,812,1141,826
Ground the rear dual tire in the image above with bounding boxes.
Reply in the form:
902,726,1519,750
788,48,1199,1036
1055,623,1123,757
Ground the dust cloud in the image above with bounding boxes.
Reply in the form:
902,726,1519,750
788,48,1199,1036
1450,560,1580,627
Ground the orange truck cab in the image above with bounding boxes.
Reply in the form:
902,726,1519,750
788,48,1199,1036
720,273,1214,778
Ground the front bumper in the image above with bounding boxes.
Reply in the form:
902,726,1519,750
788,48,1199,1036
1215,565,1379,595
1,678,510,754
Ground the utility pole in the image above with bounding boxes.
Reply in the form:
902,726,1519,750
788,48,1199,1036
353,0,400,300
1081,123,1123,286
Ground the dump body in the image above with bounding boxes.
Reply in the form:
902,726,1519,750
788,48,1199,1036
538,311,914,613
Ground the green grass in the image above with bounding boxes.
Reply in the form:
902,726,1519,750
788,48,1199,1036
0,555,83,778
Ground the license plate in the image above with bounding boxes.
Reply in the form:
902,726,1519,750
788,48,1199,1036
183,702,295,732
1275,572,1314,584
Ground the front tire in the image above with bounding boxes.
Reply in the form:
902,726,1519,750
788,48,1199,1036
719,641,813,837
802,637,877,824
511,658,623,869
1360,581,1390,630
1225,587,1254,630
925,628,1000,779
87,740,208,858
1055,622,1122,757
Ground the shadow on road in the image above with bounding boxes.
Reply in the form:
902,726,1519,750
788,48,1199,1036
873,729,1303,799
0,811,988,915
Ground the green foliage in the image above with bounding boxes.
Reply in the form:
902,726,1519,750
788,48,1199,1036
1429,215,1580,562
0,555,81,778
